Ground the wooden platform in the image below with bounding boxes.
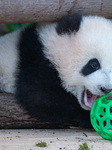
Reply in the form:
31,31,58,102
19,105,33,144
0,128,112,150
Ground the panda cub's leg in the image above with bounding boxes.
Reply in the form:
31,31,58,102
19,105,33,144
0,30,20,93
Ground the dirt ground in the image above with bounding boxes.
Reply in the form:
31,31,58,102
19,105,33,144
0,128,112,150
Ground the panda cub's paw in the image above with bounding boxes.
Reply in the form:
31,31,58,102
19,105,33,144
79,120,92,128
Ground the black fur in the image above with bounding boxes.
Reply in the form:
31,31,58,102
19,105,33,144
56,13,82,34
81,58,100,76
16,20,91,128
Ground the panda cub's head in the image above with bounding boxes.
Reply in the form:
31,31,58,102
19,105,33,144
39,14,112,110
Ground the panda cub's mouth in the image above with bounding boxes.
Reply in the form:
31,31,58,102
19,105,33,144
83,90,97,109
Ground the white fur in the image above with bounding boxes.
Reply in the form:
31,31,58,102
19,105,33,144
0,30,20,93
39,16,112,110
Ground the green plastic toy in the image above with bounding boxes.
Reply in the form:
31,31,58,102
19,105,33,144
90,93,112,140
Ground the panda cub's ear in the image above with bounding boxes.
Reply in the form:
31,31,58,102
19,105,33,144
56,13,82,35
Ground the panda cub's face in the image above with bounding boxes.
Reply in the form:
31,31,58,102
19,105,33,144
40,14,112,110
70,16,112,110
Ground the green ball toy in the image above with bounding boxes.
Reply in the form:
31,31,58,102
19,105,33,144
90,93,112,140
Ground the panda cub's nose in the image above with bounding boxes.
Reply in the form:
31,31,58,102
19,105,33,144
100,87,112,94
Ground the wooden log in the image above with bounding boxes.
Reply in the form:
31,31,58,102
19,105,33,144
0,0,112,23
0,93,79,129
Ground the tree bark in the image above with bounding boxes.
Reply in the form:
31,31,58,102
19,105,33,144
0,0,112,23
0,93,79,129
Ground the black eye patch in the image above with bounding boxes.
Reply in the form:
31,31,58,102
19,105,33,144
81,58,100,76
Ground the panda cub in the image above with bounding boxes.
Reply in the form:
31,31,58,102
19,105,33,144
0,14,112,127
